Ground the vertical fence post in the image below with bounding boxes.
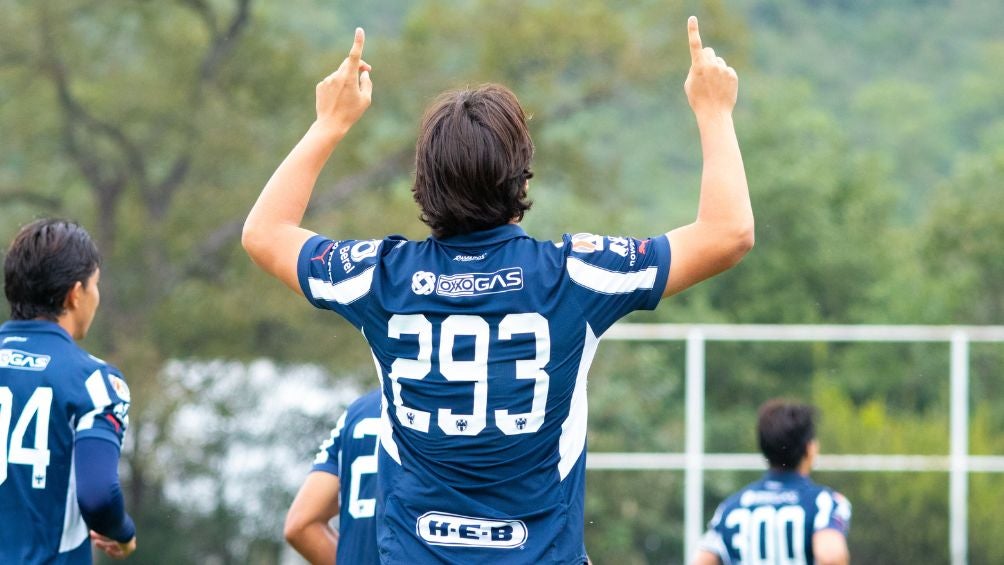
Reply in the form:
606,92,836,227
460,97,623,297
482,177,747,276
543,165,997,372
684,329,706,563
950,330,969,565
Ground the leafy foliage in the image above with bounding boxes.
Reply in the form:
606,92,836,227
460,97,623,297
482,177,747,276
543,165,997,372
1,0,1003,562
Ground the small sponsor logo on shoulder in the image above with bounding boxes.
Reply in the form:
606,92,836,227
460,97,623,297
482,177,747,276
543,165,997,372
1,336,27,344
417,512,527,549
436,268,523,297
571,233,604,253
0,348,51,371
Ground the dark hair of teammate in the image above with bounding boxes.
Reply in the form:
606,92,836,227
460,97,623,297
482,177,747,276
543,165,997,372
412,84,534,239
4,218,101,321
757,400,817,470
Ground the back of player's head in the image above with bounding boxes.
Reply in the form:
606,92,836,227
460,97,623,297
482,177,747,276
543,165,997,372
3,218,101,321
757,399,817,470
412,83,534,239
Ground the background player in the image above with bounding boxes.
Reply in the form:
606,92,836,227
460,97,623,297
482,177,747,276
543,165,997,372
243,16,752,563
1,218,136,563
693,399,851,565
285,389,381,565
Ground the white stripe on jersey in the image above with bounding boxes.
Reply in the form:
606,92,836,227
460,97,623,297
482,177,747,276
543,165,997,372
370,348,402,465
314,412,347,466
814,490,834,531
558,324,599,480
58,445,88,552
308,265,375,305
76,369,111,432
566,257,659,295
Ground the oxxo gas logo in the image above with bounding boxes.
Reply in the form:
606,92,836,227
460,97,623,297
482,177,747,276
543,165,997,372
0,348,51,371
436,268,523,297
417,512,527,548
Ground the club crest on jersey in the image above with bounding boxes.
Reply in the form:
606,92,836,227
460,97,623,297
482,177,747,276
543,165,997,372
0,348,51,371
109,374,131,402
417,512,528,549
435,268,523,297
412,271,437,295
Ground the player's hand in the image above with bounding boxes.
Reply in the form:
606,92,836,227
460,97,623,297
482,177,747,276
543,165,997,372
315,27,373,132
90,531,136,560
683,16,738,117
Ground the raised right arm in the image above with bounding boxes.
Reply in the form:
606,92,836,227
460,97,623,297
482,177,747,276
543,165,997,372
242,28,372,295
664,16,754,297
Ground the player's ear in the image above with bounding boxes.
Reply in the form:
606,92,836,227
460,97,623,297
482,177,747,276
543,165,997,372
62,281,84,311
807,439,820,461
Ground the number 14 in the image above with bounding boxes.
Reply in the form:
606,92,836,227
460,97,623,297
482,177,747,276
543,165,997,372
387,313,550,437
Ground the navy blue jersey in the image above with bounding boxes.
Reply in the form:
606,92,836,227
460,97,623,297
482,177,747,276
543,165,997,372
0,320,130,564
311,389,382,565
699,471,852,565
297,224,670,564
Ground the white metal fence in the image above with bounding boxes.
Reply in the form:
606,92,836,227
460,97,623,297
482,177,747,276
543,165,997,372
590,324,1004,565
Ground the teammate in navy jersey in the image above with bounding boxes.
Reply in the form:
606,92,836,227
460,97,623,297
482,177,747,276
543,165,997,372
285,389,382,564
693,400,851,565
244,17,752,564
1,219,136,563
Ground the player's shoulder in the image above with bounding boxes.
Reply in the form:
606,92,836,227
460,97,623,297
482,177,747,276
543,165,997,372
347,389,382,420
816,484,852,510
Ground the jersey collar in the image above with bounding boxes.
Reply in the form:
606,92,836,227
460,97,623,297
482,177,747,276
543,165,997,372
764,469,810,484
434,224,529,247
0,320,74,344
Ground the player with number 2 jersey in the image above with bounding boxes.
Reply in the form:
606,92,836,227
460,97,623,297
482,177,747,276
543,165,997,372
285,389,382,564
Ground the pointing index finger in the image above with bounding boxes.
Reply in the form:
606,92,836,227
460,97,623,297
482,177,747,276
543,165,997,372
688,16,702,63
348,27,365,68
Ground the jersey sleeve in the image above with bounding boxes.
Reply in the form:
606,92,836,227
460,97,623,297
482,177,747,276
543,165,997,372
73,365,130,446
813,489,852,535
696,503,729,560
297,235,386,329
311,411,348,476
564,232,670,335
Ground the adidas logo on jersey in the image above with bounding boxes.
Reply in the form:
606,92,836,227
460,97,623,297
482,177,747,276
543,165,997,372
0,348,51,371
417,512,527,548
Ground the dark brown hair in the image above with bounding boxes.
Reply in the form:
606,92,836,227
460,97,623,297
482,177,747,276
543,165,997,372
412,84,534,239
3,219,101,321
757,399,817,470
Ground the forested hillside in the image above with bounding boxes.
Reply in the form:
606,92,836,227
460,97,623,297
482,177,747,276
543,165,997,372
1,0,1002,562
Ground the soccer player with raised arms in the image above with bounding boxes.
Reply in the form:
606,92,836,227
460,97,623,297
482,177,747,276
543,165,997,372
1,219,137,563
243,16,752,564
285,389,382,564
693,400,851,565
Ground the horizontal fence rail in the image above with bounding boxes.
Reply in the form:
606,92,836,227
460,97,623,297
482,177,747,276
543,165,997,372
589,324,1004,565
587,453,1004,473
